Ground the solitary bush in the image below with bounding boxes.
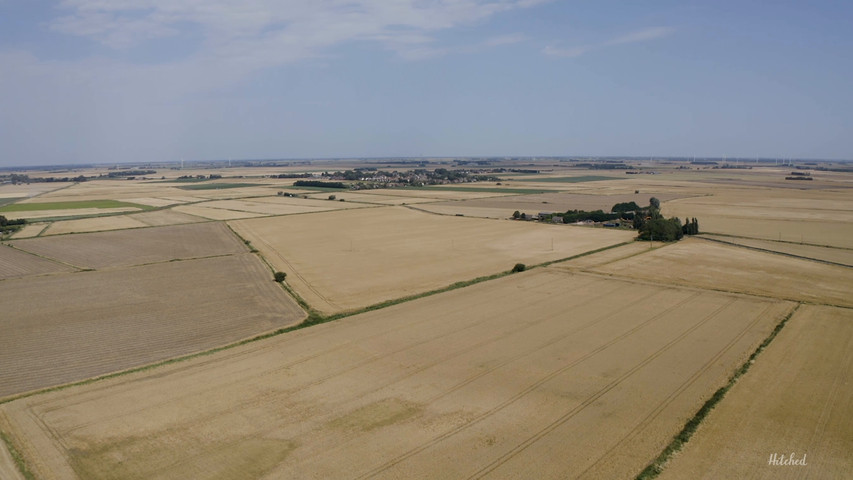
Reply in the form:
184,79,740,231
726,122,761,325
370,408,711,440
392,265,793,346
511,263,526,273
274,271,287,282
328,194,336,200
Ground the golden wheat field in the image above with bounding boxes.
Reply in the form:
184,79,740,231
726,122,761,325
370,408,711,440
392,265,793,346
0,269,793,479
230,206,635,314
659,305,853,479
0,163,851,479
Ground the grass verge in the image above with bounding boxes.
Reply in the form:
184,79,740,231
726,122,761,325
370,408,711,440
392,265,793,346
0,430,34,480
0,200,152,212
634,303,802,480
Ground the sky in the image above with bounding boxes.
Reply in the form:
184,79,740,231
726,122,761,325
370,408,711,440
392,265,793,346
0,0,851,167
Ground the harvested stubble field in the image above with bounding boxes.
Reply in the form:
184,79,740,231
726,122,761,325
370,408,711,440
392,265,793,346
592,238,853,307
202,197,369,215
659,304,853,479
10,222,247,269
699,234,853,266
0,253,305,399
171,204,268,220
230,206,635,313
0,269,793,479
303,191,440,205
662,187,853,248
0,244,75,279
42,210,205,235
7,223,47,239
414,191,697,219
552,240,665,270
42,215,149,235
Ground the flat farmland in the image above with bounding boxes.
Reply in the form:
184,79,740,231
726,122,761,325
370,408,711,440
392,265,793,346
8,223,48,238
0,253,305,399
202,197,369,215
43,215,149,235
700,234,853,266
663,188,853,248
10,222,247,269
659,304,853,479
592,238,853,307
230,206,635,313
0,269,793,479
172,204,268,220
303,191,441,205
0,244,75,279
415,191,697,219
552,240,665,270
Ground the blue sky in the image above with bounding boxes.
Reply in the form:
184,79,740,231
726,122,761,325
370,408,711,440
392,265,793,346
1,0,851,166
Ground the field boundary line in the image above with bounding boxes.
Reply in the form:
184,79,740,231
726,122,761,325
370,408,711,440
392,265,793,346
580,268,853,310
0,242,635,407
634,303,802,480
355,291,705,479
575,301,789,478
696,235,852,268
0,428,33,480
701,231,853,251
0,243,84,272
466,296,738,479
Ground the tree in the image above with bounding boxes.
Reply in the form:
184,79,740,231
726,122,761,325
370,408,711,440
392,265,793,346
638,217,683,242
512,210,520,219
274,271,287,282
649,197,661,210
611,201,641,213
328,194,336,200
511,263,526,273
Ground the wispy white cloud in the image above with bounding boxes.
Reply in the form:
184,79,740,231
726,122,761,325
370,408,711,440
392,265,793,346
49,1,541,65
604,27,675,46
544,26,675,58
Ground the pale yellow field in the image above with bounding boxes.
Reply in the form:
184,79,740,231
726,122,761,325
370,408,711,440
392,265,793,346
7,223,48,238
417,191,698,220
356,188,518,200
592,238,853,307
42,214,149,235
130,209,205,226
11,222,247,269
0,182,66,199
303,191,440,205
0,253,305,399
663,187,853,248
552,240,665,270
202,197,369,215
659,304,853,479
172,204,268,220
0,269,792,479
700,234,853,266
230,206,635,313
38,210,204,235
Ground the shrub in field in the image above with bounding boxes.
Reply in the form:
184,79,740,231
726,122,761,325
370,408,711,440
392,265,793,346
511,263,526,273
274,271,287,282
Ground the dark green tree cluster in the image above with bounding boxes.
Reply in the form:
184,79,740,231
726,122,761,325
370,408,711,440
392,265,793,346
0,215,26,235
611,201,641,213
293,180,347,189
635,197,684,242
682,217,700,235
562,210,620,223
